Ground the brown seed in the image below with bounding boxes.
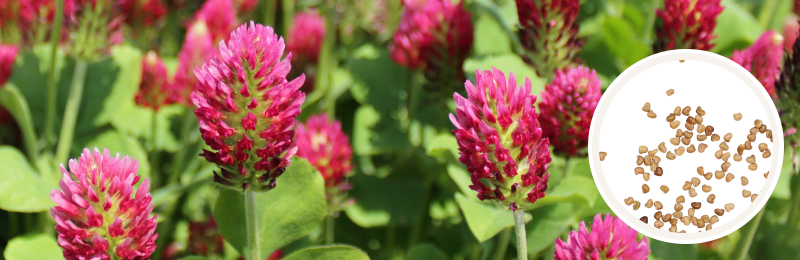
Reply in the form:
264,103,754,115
667,113,676,122
683,181,692,190
625,197,634,205
669,225,678,233
655,212,663,221
721,152,731,161
696,166,704,175
725,173,734,182
663,213,672,222
767,130,773,138
763,149,771,158
698,135,708,142
683,131,693,139
670,120,680,129
676,147,686,156
734,113,742,121
643,184,650,193
715,171,725,179
644,172,651,181
764,171,770,178
685,122,695,130
745,141,753,150
697,124,706,134
689,208,695,217
720,142,729,151
739,176,748,186
648,149,658,156
711,134,720,142
715,150,723,159
639,146,648,154
702,185,711,192
675,203,684,211
670,217,679,225
749,163,758,171
642,102,651,112
721,162,731,172
677,129,684,137
653,156,662,164
760,124,767,133
746,155,756,163
687,144,696,153
742,190,751,198
655,220,664,229
751,194,758,202
759,143,768,152
633,201,641,210
636,155,644,165
734,153,742,161
658,142,667,153
655,167,663,176
705,125,714,135
706,225,713,231
681,137,691,145
707,194,716,203
682,106,691,116
599,152,607,161
696,115,704,124
747,134,757,142
737,144,745,155
667,151,676,160
647,110,657,119
646,199,653,208
701,215,710,224
704,172,713,180
724,133,732,142
691,177,701,187
750,127,759,135
655,201,663,210
725,203,735,212
710,215,719,225
677,195,686,203
674,106,682,115
681,216,691,226
698,220,706,229
635,167,644,174
692,202,702,209
754,119,763,128
696,106,706,116
670,137,680,146
650,162,658,172
691,217,698,226
660,185,669,193
641,216,649,224
689,188,698,197
714,208,725,216
687,116,696,124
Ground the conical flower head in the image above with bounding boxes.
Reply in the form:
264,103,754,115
287,10,326,67
515,0,583,81
654,0,723,52
135,51,172,110
192,22,306,192
295,114,354,212
171,21,216,106
15,0,77,45
732,31,784,97
555,214,650,260
193,0,236,44
450,68,552,210
187,217,224,257
538,66,601,156
66,0,124,61
50,148,158,260
389,0,473,94
0,44,18,85
776,28,800,172
119,0,166,28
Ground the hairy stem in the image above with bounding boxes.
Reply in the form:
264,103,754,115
55,60,88,163
245,189,262,260
326,215,335,244
730,207,764,260
149,111,161,187
513,209,528,260
44,0,65,149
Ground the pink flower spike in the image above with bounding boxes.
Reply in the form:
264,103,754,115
451,68,551,209
193,0,237,44
655,0,723,52
119,0,167,28
193,22,306,192
731,31,784,97
50,148,157,260
538,66,602,156
555,213,650,260
0,44,18,85
135,51,172,110
287,10,326,66
295,114,354,211
171,21,216,106
515,0,583,80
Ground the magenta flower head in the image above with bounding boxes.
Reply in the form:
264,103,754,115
776,29,800,171
171,21,216,106
731,31,784,97
287,10,326,67
119,0,167,28
192,22,306,192
50,148,157,260
555,213,650,260
389,0,473,93
193,0,237,44
64,0,124,61
785,19,800,53
295,114,354,211
450,68,552,211
538,66,601,156
135,51,172,111
515,0,583,81
0,44,18,85
654,0,723,52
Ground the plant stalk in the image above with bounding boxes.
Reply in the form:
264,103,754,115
491,228,512,260
245,189,262,260
730,207,765,260
44,0,65,149
149,111,161,187
326,215,335,244
513,209,528,260
168,112,198,185
55,60,88,164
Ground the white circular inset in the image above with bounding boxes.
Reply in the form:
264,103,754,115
588,50,784,244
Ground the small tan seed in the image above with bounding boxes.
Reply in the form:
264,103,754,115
691,217,698,226
649,149,658,156
642,102,651,112
655,220,664,229
681,137,691,145
698,220,706,229
646,199,653,208
745,141,753,150
696,115,704,124
763,149,771,158
696,106,706,116
670,120,680,129
759,143,768,152
639,146,648,154
670,137,680,145
725,203,735,212
747,134,757,142
741,176,749,186
655,201,663,210
691,177,700,187
650,161,657,172
720,142,729,151
724,133,732,142
677,195,685,203
714,208,725,216
696,166,704,175
746,155,756,164
660,185,669,193
715,170,724,179
683,181,692,190
734,113,742,121
737,144,745,155
599,152,607,161
659,142,667,153
681,216,691,226
667,113,676,122
636,155,644,165
643,184,650,193
704,172,713,180
647,110,657,119
666,151,676,160
653,156,662,164
711,134,720,141
687,144,696,153
750,127,759,135
663,213,672,222
644,172,651,181
673,211,683,219
625,197,634,205
702,185,711,192
643,156,651,166
721,152,731,161
633,201,641,210
749,163,758,171
675,203,684,211
674,106,682,115
742,190,751,198
691,202,702,209
655,167,663,176
764,171,770,178
725,173,734,182
682,106,691,116
760,124,767,133
683,131,693,139
697,135,707,142
715,150,723,159
688,208,695,217
666,89,675,96
710,215,719,225
687,116,696,124
702,215,710,224
676,147,685,156
705,125,715,136
754,119,763,128
689,188,698,197
685,122,695,130
734,153,742,161
707,194,716,203
697,124,706,134
721,162,731,172
641,216,649,224
669,225,678,233
767,130,773,138
751,194,758,202
635,167,644,174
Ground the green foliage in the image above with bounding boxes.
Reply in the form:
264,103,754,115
283,245,371,260
3,234,62,260
0,146,55,212
214,159,327,258
84,130,151,180
406,244,448,260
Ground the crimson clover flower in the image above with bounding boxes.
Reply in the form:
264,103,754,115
776,29,800,172
135,51,172,110
193,0,237,44
731,31,784,97
50,148,157,260
295,114,354,212
119,0,166,28
286,10,326,93
515,0,583,81
654,0,723,52
170,21,216,106
450,68,551,211
538,66,602,156
0,44,18,85
192,22,306,191
555,213,650,260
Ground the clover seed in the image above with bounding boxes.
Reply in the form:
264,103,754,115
692,202,702,209
763,149,771,158
600,152,607,161
689,188,698,197
670,120,680,129
734,113,742,121
667,113,676,122
742,190,751,197
707,194,716,203
643,184,650,193
714,209,724,216
724,133,732,142
637,155,644,165
702,185,711,192
676,147,685,156
748,163,758,171
647,110,657,119
725,173,734,182
633,201,641,210
734,153,742,161
641,216,649,224
711,134,720,141
725,203,735,212
655,201,663,210
661,185,669,193
667,151,676,160
646,199,653,208
655,220,664,229
720,142,729,151
687,144,696,153
642,103,651,112
691,177,700,187
751,194,758,202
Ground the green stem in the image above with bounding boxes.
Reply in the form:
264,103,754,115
44,0,64,149
149,111,161,187
408,71,422,123
263,0,277,27
491,228,512,260
513,209,528,260
245,189,262,260
788,173,800,225
168,112,198,185
281,0,295,34
730,207,765,260
55,60,88,164
562,156,572,179
325,215,335,244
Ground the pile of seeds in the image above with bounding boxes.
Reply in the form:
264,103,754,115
603,90,774,233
